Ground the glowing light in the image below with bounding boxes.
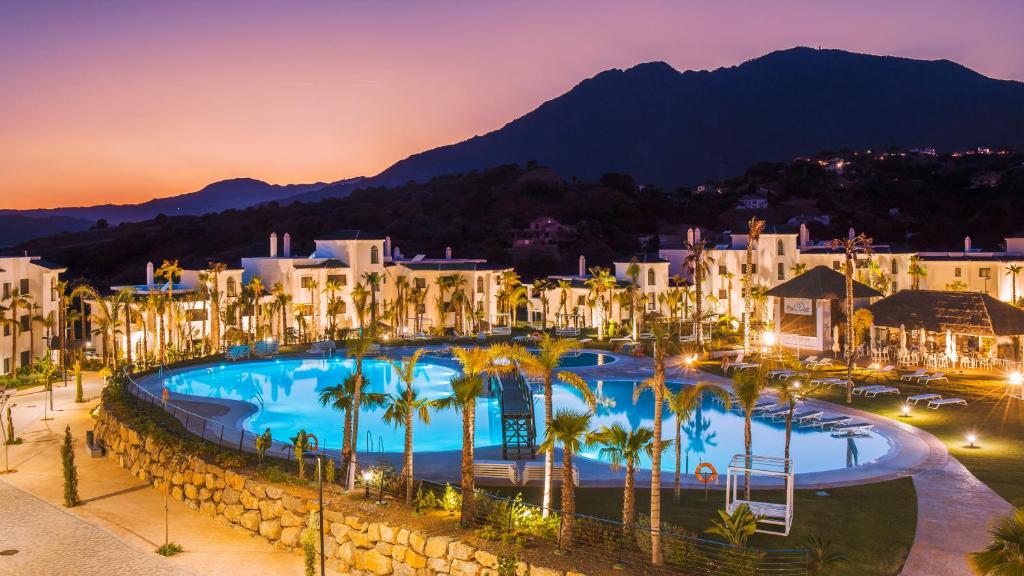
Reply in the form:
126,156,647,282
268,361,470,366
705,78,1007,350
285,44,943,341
763,332,776,346
967,433,978,448
1009,372,1023,386
362,471,373,482
901,404,911,417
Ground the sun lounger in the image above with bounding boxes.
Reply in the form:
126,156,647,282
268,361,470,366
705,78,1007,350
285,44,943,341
768,369,795,380
253,340,279,358
852,385,886,396
762,407,792,420
906,393,942,405
473,460,519,484
863,386,900,398
810,416,852,429
811,377,845,387
830,422,874,435
750,402,782,415
792,411,824,424
522,462,579,486
799,356,818,366
901,369,927,381
927,397,968,409
226,345,250,361
308,340,336,357
920,373,948,384
811,358,834,368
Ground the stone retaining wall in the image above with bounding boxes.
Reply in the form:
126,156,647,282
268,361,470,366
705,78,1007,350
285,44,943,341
94,409,585,576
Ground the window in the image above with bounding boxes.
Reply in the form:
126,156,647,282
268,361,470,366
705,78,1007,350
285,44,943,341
19,315,29,331
577,295,585,306
718,289,727,300
979,268,991,278
414,278,425,289
20,352,29,370
2,359,8,375
337,300,347,314
297,304,313,316
891,260,899,275
647,269,656,286
955,267,962,278
719,264,727,276
647,293,656,310
476,277,484,293
832,261,841,271
51,278,58,302
227,278,237,297
19,278,29,294
370,245,380,264
328,274,347,286
777,239,785,255
891,281,898,293
476,301,483,313
188,309,205,322
300,276,314,289
742,263,757,274
3,323,9,337
777,262,785,280
1,283,9,299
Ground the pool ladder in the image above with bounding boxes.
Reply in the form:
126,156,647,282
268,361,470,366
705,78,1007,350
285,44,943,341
365,430,384,455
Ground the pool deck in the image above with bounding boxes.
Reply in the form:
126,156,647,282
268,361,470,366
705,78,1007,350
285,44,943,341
142,345,1014,575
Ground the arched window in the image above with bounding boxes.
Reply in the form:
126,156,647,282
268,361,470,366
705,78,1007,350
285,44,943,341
227,277,237,297
370,245,379,264
777,239,785,255
891,259,899,275
476,277,484,293
647,269,656,286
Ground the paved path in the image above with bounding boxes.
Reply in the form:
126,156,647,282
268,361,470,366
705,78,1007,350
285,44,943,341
0,480,189,576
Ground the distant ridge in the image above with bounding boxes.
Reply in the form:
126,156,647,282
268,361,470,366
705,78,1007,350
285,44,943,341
284,46,1024,203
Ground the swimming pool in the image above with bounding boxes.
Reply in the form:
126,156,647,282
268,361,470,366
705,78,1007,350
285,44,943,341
160,359,892,474
556,352,616,368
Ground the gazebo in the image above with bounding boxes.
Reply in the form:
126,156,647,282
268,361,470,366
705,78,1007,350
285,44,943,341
868,290,1024,369
766,266,882,352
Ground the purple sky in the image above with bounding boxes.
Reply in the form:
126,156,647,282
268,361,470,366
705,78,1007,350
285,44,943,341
2,0,1022,208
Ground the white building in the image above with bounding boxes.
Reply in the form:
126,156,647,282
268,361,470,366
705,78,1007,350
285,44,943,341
1,256,67,374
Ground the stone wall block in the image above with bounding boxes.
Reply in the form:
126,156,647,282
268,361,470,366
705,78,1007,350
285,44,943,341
425,536,453,559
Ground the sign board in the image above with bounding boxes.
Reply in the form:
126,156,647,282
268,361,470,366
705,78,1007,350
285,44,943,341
783,298,813,316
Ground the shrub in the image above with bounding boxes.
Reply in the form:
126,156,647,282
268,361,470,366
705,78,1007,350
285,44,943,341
156,542,183,557
441,483,462,515
62,426,80,507
301,511,320,576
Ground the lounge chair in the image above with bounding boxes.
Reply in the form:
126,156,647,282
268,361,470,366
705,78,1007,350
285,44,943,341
473,460,519,484
810,415,852,429
768,369,795,380
253,340,279,358
522,462,579,486
901,369,927,382
799,356,819,367
830,422,874,435
812,357,834,368
927,397,968,409
811,377,845,387
863,386,900,398
792,410,824,424
906,393,942,405
307,340,336,357
750,402,782,415
920,373,948,384
763,407,792,420
852,385,886,396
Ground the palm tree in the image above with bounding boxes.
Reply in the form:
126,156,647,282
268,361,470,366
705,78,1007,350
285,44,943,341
69,281,95,350
5,288,33,374
908,255,926,290
207,262,227,352
531,278,553,330
343,334,380,489
666,381,730,503
322,279,343,338
383,349,429,504
826,232,873,403
777,378,821,471
115,288,136,366
626,257,641,340
595,424,655,536
318,374,387,481
497,269,522,323
507,284,529,328
743,217,765,352
248,276,265,342
537,409,594,549
557,279,572,329
722,271,735,320
271,282,291,342
790,263,807,277
53,279,70,376
1007,265,1023,304
433,346,510,525
505,337,594,517
351,282,369,333
361,272,384,331
632,322,677,565
733,365,768,500
684,240,713,348
155,259,183,354
968,507,1024,575
585,267,616,340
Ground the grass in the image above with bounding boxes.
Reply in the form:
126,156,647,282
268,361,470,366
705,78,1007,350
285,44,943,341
492,478,916,576
803,367,1024,505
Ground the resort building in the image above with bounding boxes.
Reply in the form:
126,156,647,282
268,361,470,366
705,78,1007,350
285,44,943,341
0,255,67,374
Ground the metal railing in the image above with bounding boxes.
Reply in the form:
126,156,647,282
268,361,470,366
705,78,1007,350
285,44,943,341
116,367,808,576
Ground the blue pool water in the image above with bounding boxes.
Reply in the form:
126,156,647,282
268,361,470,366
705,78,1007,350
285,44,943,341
162,360,892,474
556,352,616,368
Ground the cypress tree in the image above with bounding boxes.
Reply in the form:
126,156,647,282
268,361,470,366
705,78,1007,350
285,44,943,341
62,426,80,507
4,406,13,445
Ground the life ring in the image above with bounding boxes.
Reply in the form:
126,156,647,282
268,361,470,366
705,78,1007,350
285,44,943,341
307,434,319,452
531,331,542,340
695,462,718,484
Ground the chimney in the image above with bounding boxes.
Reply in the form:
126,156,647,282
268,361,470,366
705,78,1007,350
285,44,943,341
799,223,809,248
848,227,855,240
146,261,154,287
686,228,694,245
964,236,972,253
385,236,392,257
393,246,401,261
282,233,291,257
694,228,701,243
578,255,586,277
269,232,278,258
445,246,452,260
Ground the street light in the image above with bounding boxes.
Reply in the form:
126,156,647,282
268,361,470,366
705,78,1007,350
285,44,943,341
966,433,978,449
900,404,911,418
302,451,326,576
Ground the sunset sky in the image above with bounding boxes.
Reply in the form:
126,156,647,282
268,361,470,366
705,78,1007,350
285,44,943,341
2,0,1023,209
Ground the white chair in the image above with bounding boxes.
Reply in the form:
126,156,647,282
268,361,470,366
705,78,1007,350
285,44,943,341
920,372,948,384
522,462,579,486
226,345,250,361
906,393,942,405
473,460,519,484
927,397,968,409
901,369,927,382
863,386,900,398
852,385,885,396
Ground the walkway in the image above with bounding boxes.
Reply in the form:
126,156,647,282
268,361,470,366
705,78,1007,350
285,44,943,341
0,373,309,576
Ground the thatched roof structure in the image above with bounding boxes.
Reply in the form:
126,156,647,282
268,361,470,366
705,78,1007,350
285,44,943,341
868,290,1024,337
765,265,882,300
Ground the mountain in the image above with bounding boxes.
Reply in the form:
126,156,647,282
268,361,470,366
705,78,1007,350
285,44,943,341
0,177,362,247
286,47,1024,202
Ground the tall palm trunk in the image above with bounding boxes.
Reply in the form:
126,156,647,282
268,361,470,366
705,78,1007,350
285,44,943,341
404,390,414,505
10,301,19,374
744,412,753,500
346,359,364,490
650,344,665,565
124,305,133,366
460,392,476,526
543,375,554,517
845,254,855,403
623,462,636,539
342,406,353,470
674,417,683,504
695,273,703,347
784,406,795,473
560,448,575,546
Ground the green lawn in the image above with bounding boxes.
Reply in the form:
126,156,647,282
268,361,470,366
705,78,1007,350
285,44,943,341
804,368,1024,505
493,478,916,576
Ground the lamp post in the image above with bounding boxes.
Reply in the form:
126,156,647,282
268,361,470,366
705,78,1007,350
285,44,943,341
303,451,325,576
